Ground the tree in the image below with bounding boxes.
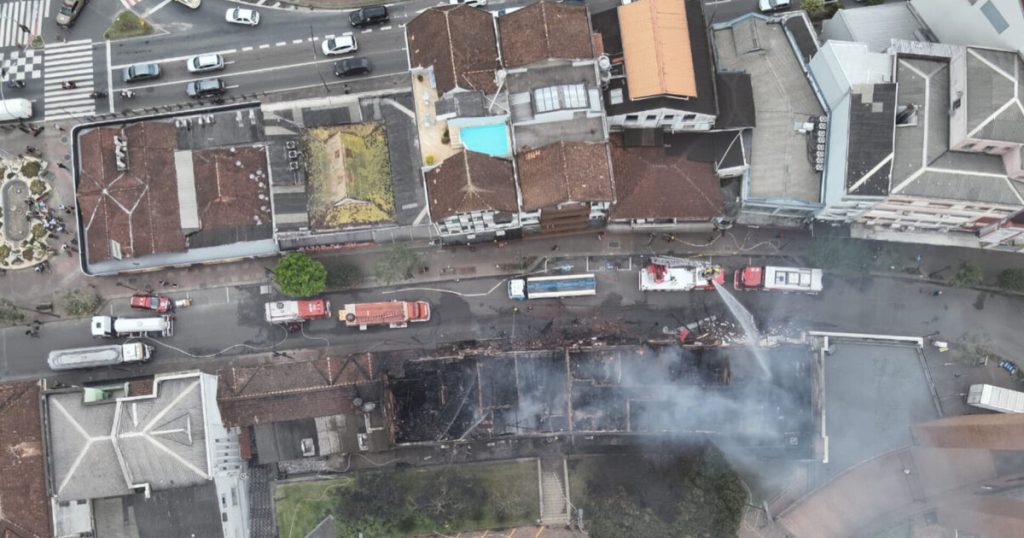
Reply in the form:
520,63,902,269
327,262,363,289
274,253,327,297
949,262,983,288
374,244,421,285
0,299,25,326
802,0,825,17
62,287,102,316
996,268,1024,292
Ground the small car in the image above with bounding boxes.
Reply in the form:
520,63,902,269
130,294,173,313
186,78,226,98
758,0,791,12
334,57,371,77
56,0,87,27
349,5,388,27
186,53,225,74
449,0,487,5
225,7,260,26
1000,360,1019,375
122,63,161,83
321,35,358,56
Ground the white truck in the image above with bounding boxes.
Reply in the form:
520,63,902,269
48,343,153,371
91,315,174,338
967,384,1024,413
0,98,32,122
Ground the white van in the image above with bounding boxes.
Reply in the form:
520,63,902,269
0,99,32,122
92,315,174,338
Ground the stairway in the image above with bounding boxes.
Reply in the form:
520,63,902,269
538,457,570,526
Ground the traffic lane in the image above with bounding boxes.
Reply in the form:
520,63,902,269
0,318,92,379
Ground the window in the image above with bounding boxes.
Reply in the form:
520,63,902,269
984,145,997,153
625,114,639,122
662,114,675,123
981,1,1009,33
683,113,696,121
645,114,658,122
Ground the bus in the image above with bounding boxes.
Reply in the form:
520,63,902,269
508,273,597,300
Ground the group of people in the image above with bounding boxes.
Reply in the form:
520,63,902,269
24,198,72,236
24,320,41,338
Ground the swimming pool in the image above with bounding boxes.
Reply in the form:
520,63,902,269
458,123,510,158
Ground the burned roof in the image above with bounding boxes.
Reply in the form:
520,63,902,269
609,133,723,221
846,83,896,196
78,122,186,264
498,1,594,69
714,72,756,130
216,354,377,427
0,382,50,538
515,141,615,211
407,5,499,95
426,150,519,220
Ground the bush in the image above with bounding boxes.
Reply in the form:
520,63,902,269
31,223,47,240
21,161,41,178
326,262,362,289
62,287,102,316
949,262,983,288
274,252,327,297
425,155,435,166
30,179,46,196
441,128,450,145
374,244,420,285
996,268,1024,292
0,299,25,326
104,11,153,40
0,244,11,261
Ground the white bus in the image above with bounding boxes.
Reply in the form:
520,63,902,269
508,273,597,300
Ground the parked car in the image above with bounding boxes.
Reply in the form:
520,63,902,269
349,5,388,27
186,78,226,98
55,0,87,27
334,57,371,77
186,53,225,74
449,0,487,6
321,35,358,56
130,294,173,313
1000,360,1019,375
758,0,791,12
225,7,260,26
122,63,161,83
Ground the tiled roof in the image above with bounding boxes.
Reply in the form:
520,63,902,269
618,0,695,99
0,382,50,538
608,133,722,220
77,122,185,264
217,355,377,427
407,6,499,95
516,141,614,211
192,146,272,228
427,151,519,220
498,1,594,68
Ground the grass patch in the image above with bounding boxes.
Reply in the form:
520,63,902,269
304,122,395,229
104,11,153,40
275,460,538,538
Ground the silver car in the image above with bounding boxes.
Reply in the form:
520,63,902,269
186,54,225,74
122,63,161,83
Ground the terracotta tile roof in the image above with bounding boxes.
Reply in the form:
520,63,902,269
217,355,377,427
0,382,50,538
427,151,519,219
498,2,594,68
516,141,614,211
619,0,697,99
77,122,185,264
407,6,499,95
608,133,722,220
192,146,270,229
913,412,1024,450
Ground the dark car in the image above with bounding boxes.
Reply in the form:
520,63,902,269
122,63,161,83
349,5,388,27
334,57,371,77
1000,360,1019,375
130,294,173,313
186,78,226,98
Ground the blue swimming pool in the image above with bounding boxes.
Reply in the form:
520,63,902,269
459,123,510,158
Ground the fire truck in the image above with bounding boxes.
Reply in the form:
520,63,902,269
264,298,332,324
733,265,823,294
639,256,725,291
340,300,431,330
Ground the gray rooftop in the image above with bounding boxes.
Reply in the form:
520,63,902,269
891,56,1024,205
963,48,1024,145
820,2,928,53
505,62,606,150
714,17,824,203
47,374,213,502
846,83,896,196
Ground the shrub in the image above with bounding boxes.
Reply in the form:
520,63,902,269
62,287,102,316
21,161,41,178
441,128,450,145
949,262,983,288
996,268,1024,292
425,155,436,166
0,244,10,260
274,252,327,297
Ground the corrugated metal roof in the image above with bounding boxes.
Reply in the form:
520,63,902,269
619,0,696,99
174,150,201,232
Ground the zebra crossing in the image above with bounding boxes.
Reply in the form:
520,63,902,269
43,39,96,122
0,0,45,48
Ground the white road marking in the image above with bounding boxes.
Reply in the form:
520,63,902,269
291,38,303,44
259,44,270,49
275,41,286,46
242,46,253,51
142,0,175,18
106,39,114,113
109,48,238,69
380,26,392,30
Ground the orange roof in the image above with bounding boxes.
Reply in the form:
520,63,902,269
618,0,697,100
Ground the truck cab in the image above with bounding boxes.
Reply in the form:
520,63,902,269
56,0,87,27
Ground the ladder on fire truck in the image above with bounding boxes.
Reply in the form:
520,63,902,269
649,256,703,268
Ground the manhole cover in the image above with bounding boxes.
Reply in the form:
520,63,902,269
60,136,68,145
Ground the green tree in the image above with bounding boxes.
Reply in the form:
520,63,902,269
62,287,102,316
274,252,327,297
374,244,421,285
802,0,825,16
0,300,25,326
326,262,363,289
949,262,983,288
996,268,1024,292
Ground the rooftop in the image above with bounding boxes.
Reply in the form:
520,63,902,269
498,1,594,68
426,150,519,220
961,47,1024,145
131,482,224,538
47,374,213,502
846,83,896,196
515,141,615,210
407,5,499,95
0,381,50,538
505,62,606,150
713,16,824,203
820,1,929,53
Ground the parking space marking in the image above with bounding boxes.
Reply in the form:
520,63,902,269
291,38,303,44
275,41,287,46
259,44,270,49
242,46,253,51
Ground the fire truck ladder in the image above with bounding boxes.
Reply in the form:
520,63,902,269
649,256,703,268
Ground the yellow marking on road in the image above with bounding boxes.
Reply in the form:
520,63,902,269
533,528,545,538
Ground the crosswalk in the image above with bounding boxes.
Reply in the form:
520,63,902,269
0,0,45,48
43,39,96,122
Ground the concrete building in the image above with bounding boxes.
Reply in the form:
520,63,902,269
910,0,1024,54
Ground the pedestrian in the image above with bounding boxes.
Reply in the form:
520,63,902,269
170,282,179,288
158,279,167,286
58,204,66,211
25,329,32,336
26,145,37,154
933,289,943,296
551,245,559,252
57,162,69,171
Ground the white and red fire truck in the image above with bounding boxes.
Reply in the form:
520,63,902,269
733,265,823,294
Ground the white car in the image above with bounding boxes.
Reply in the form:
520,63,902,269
225,8,260,26
450,0,487,6
321,35,358,56
758,0,790,12
186,54,225,74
